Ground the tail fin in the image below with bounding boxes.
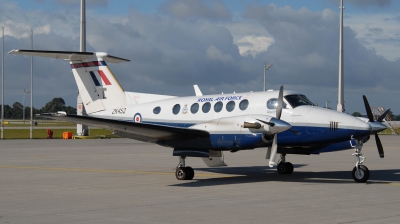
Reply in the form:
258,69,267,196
8,50,130,114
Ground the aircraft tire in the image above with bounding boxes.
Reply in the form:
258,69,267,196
285,162,294,174
277,163,287,174
175,167,187,180
352,165,370,183
185,166,195,180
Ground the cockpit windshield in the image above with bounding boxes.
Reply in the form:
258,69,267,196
284,94,316,108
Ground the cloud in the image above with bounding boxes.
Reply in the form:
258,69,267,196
0,21,49,39
329,0,393,8
236,35,274,57
160,0,232,21
2,0,400,114
368,27,383,34
345,13,400,61
206,45,233,63
56,0,108,6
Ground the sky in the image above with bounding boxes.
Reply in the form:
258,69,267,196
1,0,400,114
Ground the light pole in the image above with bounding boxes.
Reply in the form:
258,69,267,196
337,0,345,112
1,27,4,139
30,30,33,139
23,89,30,124
263,63,273,91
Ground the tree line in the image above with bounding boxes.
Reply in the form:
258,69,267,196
351,111,400,121
0,97,76,119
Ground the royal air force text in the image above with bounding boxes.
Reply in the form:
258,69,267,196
197,96,242,103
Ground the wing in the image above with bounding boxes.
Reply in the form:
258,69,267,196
41,114,209,143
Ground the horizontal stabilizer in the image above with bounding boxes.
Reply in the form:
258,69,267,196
8,50,130,63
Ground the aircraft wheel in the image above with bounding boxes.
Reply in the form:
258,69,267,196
185,166,195,180
352,165,370,183
285,162,294,174
277,163,287,174
175,167,187,180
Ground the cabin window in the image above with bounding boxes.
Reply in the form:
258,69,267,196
191,103,199,114
202,102,211,113
172,104,181,115
226,101,235,112
153,106,161,114
284,94,315,108
239,99,249,110
267,98,287,109
214,101,223,113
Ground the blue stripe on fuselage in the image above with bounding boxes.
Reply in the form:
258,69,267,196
141,120,369,150
277,126,368,146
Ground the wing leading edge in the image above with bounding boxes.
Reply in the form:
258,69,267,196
41,114,209,143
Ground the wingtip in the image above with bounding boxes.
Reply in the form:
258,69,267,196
8,49,19,54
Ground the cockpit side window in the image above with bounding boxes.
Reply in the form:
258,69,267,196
266,98,287,109
284,94,316,108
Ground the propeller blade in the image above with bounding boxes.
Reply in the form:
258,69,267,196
276,86,283,120
363,95,374,122
377,109,391,122
362,96,385,158
269,134,278,167
375,133,384,158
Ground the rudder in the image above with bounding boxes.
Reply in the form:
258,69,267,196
70,53,127,114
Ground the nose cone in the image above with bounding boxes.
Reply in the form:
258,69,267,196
352,117,372,137
270,118,291,134
370,121,387,133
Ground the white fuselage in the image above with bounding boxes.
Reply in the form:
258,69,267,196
90,89,371,149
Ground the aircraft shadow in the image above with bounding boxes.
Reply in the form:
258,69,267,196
170,165,400,187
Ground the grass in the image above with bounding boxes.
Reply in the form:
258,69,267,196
2,129,120,139
380,128,400,135
1,120,76,127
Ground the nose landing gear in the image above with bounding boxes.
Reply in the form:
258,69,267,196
351,139,370,183
276,154,294,174
175,156,195,180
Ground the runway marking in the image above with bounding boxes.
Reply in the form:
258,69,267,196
0,165,235,178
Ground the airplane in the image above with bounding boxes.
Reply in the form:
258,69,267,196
8,49,389,183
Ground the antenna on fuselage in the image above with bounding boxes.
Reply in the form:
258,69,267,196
193,85,203,96
337,0,345,112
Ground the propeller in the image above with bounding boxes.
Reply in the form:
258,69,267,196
363,95,387,158
377,109,391,122
268,86,284,167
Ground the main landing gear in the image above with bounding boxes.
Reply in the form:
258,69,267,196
351,139,370,183
175,156,195,180
277,154,294,174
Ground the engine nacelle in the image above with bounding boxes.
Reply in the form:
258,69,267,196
190,114,277,150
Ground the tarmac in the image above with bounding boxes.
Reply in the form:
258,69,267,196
0,135,399,224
